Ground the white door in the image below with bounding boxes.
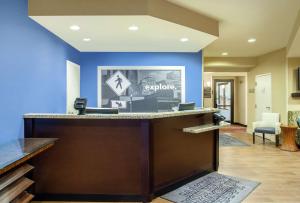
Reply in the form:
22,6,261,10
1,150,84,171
255,73,272,121
66,60,80,114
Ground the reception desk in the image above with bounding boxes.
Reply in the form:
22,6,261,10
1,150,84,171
24,108,222,202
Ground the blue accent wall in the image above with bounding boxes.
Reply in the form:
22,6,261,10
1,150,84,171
0,0,80,144
80,52,203,107
0,0,203,145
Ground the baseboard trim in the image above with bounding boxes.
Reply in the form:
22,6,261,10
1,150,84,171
33,194,144,202
33,170,214,202
154,170,212,197
233,122,247,127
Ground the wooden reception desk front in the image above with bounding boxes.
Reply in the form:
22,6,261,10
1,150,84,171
24,109,222,202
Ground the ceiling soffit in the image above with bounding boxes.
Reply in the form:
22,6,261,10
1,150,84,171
28,0,219,37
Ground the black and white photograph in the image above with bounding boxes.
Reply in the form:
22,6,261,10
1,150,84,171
98,66,185,112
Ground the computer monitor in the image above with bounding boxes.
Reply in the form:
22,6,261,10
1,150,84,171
85,107,119,114
74,98,87,115
178,102,196,111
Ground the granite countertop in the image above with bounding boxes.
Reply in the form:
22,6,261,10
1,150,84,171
0,138,58,173
183,121,231,134
24,108,218,119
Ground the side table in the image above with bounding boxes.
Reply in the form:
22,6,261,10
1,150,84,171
280,125,299,152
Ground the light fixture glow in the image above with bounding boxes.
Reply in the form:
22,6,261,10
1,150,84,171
248,38,256,43
180,38,189,42
128,25,139,31
221,52,228,56
69,25,80,31
83,38,91,42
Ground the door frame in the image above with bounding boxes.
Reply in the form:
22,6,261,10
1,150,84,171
255,73,272,121
66,60,80,114
213,79,234,123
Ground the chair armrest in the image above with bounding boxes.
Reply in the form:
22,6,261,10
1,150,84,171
275,122,281,134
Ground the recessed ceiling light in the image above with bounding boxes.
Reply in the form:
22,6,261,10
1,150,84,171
83,38,91,42
70,25,80,31
221,52,228,56
180,38,189,42
128,25,139,31
248,38,256,43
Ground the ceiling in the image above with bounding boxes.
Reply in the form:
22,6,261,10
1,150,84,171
169,0,300,57
30,15,217,52
29,0,300,56
288,29,300,57
287,12,300,57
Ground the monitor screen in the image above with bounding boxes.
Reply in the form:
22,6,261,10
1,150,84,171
178,102,195,111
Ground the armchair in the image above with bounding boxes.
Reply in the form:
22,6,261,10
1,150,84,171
252,113,281,146
296,117,300,146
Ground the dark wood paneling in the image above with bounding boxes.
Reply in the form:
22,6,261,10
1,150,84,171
213,129,219,171
24,113,217,201
151,114,215,190
140,120,153,202
30,119,143,195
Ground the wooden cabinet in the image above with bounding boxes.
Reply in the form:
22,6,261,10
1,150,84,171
0,165,34,203
0,138,57,203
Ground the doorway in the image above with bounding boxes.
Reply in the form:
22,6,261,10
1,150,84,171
66,60,80,114
255,73,272,121
214,79,234,123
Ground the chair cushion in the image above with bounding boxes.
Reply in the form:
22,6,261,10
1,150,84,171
254,127,276,134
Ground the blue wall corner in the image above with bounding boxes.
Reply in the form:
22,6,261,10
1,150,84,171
80,52,203,107
0,0,80,144
0,0,203,145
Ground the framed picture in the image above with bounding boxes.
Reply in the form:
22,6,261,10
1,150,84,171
204,86,212,98
97,66,185,112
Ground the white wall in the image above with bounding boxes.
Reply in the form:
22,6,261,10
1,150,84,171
247,49,287,133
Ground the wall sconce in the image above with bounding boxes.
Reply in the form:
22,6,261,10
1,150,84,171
205,81,211,87
204,80,212,98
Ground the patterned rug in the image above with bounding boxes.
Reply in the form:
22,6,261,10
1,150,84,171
219,134,250,147
161,172,260,203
